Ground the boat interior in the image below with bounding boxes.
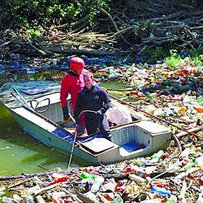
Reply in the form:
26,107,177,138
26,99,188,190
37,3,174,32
6,85,170,157
35,92,151,154
0,81,171,162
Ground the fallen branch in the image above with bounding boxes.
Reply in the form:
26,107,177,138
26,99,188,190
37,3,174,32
0,170,72,181
176,125,203,138
0,40,13,48
28,40,48,56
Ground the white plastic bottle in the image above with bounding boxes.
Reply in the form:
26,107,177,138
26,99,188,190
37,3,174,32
2,196,16,203
129,174,146,182
91,176,104,193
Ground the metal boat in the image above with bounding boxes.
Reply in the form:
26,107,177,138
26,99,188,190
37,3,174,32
0,80,171,165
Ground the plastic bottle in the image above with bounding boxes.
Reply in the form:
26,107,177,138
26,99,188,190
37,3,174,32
12,194,23,203
35,195,46,203
195,155,203,171
180,147,190,158
150,150,164,163
33,176,45,186
112,193,124,203
151,186,171,196
2,196,16,203
140,200,161,203
197,96,203,104
26,195,34,203
129,174,146,183
81,172,96,179
91,176,104,193
27,184,41,195
102,178,116,192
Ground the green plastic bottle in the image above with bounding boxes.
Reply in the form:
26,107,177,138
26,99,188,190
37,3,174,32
81,172,96,179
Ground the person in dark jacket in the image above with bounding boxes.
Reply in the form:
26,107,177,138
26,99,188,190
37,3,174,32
74,71,111,140
60,57,85,126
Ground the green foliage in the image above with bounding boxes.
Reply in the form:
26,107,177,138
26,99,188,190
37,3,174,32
0,0,111,29
80,0,110,27
188,48,203,66
26,29,42,39
191,54,203,66
164,49,182,67
67,2,83,17
143,46,167,60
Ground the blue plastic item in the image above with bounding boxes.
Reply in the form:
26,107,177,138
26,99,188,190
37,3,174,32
121,143,145,152
151,186,171,196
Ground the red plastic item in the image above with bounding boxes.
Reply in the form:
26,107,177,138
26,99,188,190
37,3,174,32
50,176,69,185
115,181,125,192
103,193,114,201
150,181,165,188
187,173,200,179
98,69,106,74
200,176,203,186
50,195,64,203
181,69,189,74
181,161,187,168
130,91,146,98
123,167,134,173
130,91,138,95
168,95,183,101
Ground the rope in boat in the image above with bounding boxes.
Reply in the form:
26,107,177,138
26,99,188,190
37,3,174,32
78,109,97,118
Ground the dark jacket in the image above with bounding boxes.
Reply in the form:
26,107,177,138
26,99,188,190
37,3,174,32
74,84,111,123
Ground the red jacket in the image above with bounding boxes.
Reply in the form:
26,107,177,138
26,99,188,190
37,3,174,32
60,71,84,111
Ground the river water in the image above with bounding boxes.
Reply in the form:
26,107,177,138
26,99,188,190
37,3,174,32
0,103,85,176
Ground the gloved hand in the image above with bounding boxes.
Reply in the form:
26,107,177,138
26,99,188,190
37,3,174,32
65,117,72,125
76,125,86,136
62,107,69,120
96,110,103,117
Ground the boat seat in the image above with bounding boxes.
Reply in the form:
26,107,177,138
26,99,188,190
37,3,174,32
81,137,117,154
119,143,148,157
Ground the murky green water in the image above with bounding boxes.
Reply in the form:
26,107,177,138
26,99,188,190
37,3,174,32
0,103,84,176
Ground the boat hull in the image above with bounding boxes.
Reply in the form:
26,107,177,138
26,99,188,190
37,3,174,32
0,80,172,165
10,108,99,165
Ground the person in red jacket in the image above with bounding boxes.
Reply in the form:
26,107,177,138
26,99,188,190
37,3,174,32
60,57,85,126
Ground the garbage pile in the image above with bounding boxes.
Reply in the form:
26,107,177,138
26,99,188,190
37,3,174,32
0,142,203,202
0,55,202,202
95,56,203,131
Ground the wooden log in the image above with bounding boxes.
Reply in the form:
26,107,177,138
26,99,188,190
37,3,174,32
0,170,72,181
46,46,130,56
102,171,176,181
28,40,48,56
176,125,203,138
